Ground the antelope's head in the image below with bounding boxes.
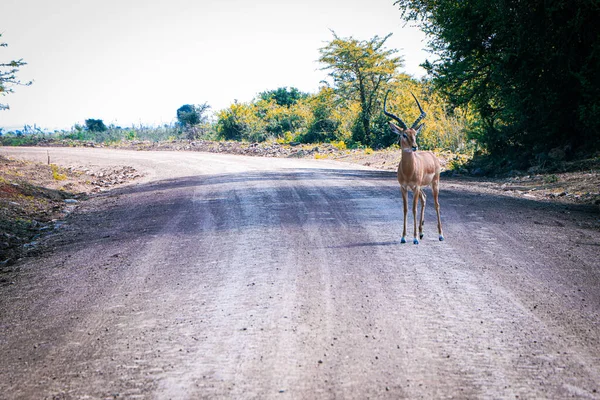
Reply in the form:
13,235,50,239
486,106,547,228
384,91,426,152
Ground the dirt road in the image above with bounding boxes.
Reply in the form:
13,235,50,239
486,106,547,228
1,147,599,399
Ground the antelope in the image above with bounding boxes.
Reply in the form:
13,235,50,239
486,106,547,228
383,91,444,244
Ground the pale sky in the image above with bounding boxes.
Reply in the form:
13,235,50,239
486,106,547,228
1,0,430,131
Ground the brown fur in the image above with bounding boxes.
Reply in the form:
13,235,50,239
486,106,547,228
389,122,444,243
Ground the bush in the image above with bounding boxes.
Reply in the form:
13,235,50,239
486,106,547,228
51,164,67,181
85,119,107,132
258,87,309,107
332,140,347,150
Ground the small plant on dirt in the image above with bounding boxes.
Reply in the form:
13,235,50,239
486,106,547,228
51,164,67,181
275,132,296,145
125,130,137,141
544,174,559,183
447,154,471,171
332,140,347,150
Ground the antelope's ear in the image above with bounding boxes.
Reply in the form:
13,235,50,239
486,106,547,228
388,122,404,136
415,123,425,134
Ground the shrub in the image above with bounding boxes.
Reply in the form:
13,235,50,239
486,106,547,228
51,164,66,181
85,119,107,132
332,140,347,150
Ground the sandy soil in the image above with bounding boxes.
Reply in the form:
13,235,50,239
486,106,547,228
0,147,599,399
0,154,140,266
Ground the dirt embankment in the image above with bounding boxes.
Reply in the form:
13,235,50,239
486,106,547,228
0,155,140,268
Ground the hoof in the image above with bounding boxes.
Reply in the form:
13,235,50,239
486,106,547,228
419,233,424,239
439,235,445,241
413,238,419,245
400,237,407,244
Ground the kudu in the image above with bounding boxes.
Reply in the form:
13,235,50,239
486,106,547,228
383,91,444,244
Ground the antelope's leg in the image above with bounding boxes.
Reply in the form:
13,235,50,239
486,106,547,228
400,186,408,243
419,190,427,239
432,178,444,241
412,186,420,244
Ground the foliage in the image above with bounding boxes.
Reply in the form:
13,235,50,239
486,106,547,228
0,121,217,146
318,31,403,146
544,174,559,184
0,133,44,146
216,101,265,142
50,164,67,181
176,104,199,126
63,124,186,144
85,119,107,132
299,86,345,144
0,31,474,154
176,103,210,126
176,103,212,139
259,98,310,139
395,0,600,166
1,33,32,111
212,77,471,152
216,94,313,143
332,140,347,150
258,87,309,107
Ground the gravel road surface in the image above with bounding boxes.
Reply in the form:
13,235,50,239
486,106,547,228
1,147,599,399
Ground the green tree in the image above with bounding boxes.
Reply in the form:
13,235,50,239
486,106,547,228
258,87,309,107
1,33,32,111
176,103,210,127
216,101,267,142
256,98,308,139
85,119,107,132
216,96,313,143
301,87,343,143
395,0,600,165
176,103,212,139
318,31,403,146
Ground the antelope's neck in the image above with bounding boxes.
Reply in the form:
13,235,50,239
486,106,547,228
400,150,418,175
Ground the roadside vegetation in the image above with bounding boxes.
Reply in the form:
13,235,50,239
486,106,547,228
2,1,599,169
4,0,600,172
0,75,473,155
1,30,476,171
